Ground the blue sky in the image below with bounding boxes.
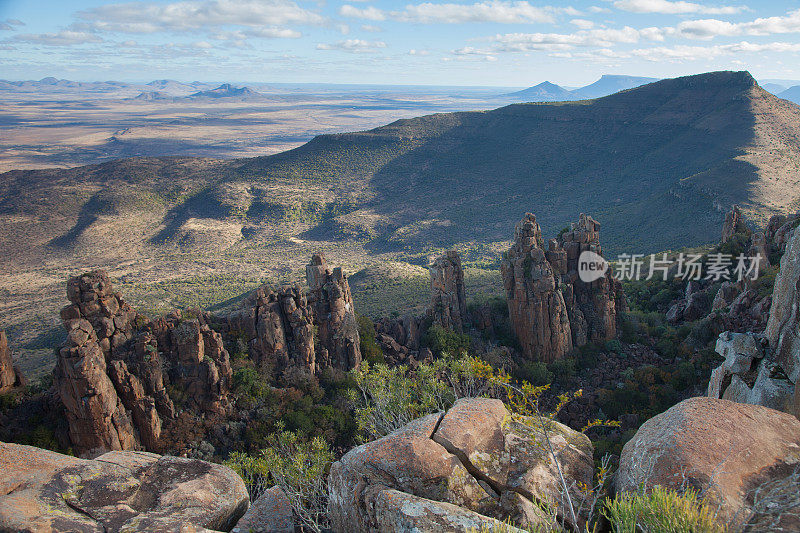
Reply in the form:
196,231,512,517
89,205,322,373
1,0,800,86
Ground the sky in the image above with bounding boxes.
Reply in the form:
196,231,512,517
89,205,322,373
1,0,800,86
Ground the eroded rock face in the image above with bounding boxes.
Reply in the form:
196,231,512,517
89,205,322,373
54,318,138,457
232,486,294,533
328,397,594,533
721,204,750,243
0,442,249,532
617,397,800,529
0,331,23,395
766,226,800,385
502,213,622,362
429,250,468,332
501,214,573,362
306,254,361,371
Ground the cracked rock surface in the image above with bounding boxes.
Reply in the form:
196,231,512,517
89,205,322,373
328,397,594,533
0,442,249,532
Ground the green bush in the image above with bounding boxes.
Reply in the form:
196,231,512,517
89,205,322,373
548,357,576,384
518,361,553,386
603,486,724,533
356,313,384,364
605,339,623,355
423,324,471,357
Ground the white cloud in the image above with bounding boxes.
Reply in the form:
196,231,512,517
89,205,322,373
0,18,25,31
613,0,747,15
396,1,555,24
339,5,386,21
12,30,103,46
674,9,800,39
571,19,595,29
76,0,323,34
316,39,386,53
488,26,643,52
409,48,431,55
361,24,382,32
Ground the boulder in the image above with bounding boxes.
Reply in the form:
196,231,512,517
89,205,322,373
428,250,468,332
232,486,294,533
617,397,800,528
712,281,740,311
716,332,762,374
328,398,593,533
0,442,249,532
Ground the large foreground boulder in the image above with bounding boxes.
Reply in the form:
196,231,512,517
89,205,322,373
617,397,800,529
328,398,593,533
0,442,249,532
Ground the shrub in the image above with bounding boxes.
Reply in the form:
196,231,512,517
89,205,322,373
605,339,623,355
603,486,724,533
548,357,576,384
225,428,334,533
518,361,553,386
423,324,471,357
356,313,384,364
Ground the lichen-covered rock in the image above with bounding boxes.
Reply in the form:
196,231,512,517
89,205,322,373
328,398,593,533
0,331,23,395
232,486,294,533
501,214,573,362
617,397,800,529
0,442,249,532
429,250,468,332
306,254,361,371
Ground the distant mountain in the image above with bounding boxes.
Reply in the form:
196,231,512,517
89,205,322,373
569,75,659,99
778,85,800,104
189,83,260,99
146,79,198,96
761,83,787,95
131,91,173,101
505,81,572,101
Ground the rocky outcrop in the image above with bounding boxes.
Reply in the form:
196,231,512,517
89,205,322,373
553,214,622,345
766,226,800,385
306,254,361,371
375,315,430,366
617,397,800,530
223,285,317,376
0,331,24,394
328,397,594,533
501,214,573,362
502,213,622,362
0,442,248,532
766,212,800,253
721,204,750,243
54,318,139,456
428,250,468,332
232,486,294,533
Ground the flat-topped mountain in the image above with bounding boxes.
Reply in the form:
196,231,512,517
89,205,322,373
570,74,659,99
779,85,800,104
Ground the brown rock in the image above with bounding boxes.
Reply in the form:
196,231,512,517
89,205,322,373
721,204,750,243
617,397,800,528
328,398,593,533
766,226,800,385
0,331,23,395
428,250,468,332
232,486,294,533
306,254,361,371
501,214,573,362
0,442,249,532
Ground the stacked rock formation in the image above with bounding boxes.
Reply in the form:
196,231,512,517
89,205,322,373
550,213,622,345
721,204,750,243
0,331,24,394
223,284,317,376
501,213,621,362
55,271,231,456
306,254,361,371
374,315,431,366
428,250,468,332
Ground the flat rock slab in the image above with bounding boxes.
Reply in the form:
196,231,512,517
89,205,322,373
0,442,249,532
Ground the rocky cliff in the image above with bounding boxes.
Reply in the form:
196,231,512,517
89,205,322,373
428,250,468,332
0,331,24,395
